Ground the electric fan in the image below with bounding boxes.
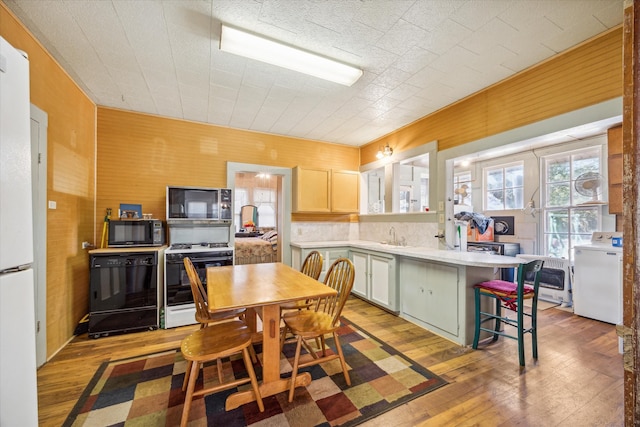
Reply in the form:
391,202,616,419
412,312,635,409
574,172,605,204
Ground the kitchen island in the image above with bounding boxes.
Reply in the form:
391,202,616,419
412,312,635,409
291,240,523,346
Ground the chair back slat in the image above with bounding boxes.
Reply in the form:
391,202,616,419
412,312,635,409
183,257,211,321
301,250,323,280
315,258,355,326
516,259,544,298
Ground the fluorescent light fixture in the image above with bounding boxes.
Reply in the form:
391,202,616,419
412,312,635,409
220,24,363,86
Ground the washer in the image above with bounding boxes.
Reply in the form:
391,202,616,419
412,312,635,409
573,232,622,325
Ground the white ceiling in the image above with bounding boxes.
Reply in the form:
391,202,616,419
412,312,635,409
5,0,623,147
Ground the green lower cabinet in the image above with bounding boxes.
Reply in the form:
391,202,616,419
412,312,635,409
350,250,397,312
399,257,459,337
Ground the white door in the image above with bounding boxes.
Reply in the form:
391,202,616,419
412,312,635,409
351,251,368,298
370,255,391,307
31,104,47,367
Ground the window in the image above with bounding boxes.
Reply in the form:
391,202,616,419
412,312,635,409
454,171,472,206
484,162,524,210
234,188,249,230
254,187,276,227
542,147,602,260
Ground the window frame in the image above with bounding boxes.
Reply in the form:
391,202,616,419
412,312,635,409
483,161,525,211
540,145,605,260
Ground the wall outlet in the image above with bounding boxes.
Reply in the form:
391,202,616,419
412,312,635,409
439,213,444,223
438,201,444,211
82,241,91,249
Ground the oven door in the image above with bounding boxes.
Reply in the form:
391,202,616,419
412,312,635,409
164,253,233,307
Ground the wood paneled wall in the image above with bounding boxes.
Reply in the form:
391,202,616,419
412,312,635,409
96,108,360,233
361,26,623,164
1,3,97,358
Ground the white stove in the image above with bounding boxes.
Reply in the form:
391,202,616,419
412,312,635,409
163,224,235,328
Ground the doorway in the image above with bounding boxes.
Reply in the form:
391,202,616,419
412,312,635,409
227,162,292,265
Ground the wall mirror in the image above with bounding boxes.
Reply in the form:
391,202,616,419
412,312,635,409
360,140,437,215
240,205,258,228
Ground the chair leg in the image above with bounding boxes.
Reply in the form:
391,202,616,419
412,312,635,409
216,358,224,383
531,298,538,360
472,287,481,349
248,343,258,364
492,296,501,342
242,347,264,412
280,325,289,352
182,360,194,391
517,300,525,367
288,336,304,403
180,359,200,427
333,332,351,386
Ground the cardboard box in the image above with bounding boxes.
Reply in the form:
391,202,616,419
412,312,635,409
468,219,494,242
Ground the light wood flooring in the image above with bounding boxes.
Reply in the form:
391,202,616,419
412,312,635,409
37,297,623,426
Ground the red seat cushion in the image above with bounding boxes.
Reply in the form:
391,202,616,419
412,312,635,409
475,279,534,295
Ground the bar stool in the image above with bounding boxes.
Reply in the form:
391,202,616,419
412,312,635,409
472,259,544,367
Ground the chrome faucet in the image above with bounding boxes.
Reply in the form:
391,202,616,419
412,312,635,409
389,226,397,246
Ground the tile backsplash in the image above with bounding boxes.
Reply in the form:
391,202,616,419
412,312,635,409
291,221,439,249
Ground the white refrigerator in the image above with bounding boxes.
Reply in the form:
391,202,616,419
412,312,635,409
0,36,39,426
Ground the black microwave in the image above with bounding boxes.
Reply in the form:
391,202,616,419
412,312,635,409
108,219,165,247
166,186,232,222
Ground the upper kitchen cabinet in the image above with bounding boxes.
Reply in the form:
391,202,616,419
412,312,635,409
331,170,360,213
607,125,622,214
292,166,359,213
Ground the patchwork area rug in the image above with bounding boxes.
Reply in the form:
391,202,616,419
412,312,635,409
63,318,447,426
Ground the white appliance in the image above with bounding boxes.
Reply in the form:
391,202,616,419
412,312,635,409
163,224,234,328
573,232,623,325
0,37,39,426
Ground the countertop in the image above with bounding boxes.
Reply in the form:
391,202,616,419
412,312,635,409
291,240,524,268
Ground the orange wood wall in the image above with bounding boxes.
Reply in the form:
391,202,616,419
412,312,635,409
361,26,623,164
1,3,97,358
96,108,360,233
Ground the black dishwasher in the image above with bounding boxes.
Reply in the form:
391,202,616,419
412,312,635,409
88,251,160,338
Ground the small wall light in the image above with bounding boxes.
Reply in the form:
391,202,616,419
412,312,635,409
376,144,394,160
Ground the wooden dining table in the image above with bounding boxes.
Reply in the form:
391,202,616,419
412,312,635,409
206,262,337,410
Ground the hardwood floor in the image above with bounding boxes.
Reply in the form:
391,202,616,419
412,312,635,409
37,297,623,426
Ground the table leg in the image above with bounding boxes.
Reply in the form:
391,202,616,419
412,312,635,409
225,303,311,410
261,304,280,383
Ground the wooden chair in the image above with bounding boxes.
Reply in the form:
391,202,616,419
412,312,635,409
280,250,323,312
472,259,544,367
183,257,246,329
180,321,264,426
183,257,255,383
281,257,355,402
